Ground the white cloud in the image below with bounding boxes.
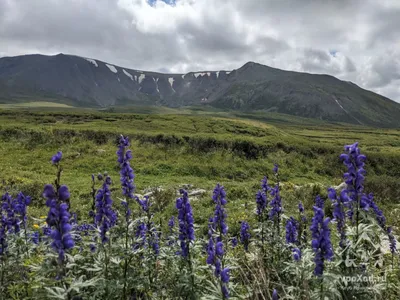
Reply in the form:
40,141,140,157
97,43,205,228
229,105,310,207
0,0,399,102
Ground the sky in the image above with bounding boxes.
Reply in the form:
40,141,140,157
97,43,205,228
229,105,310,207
0,0,399,102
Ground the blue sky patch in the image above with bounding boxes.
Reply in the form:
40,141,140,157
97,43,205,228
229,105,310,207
329,49,337,57
147,0,176,7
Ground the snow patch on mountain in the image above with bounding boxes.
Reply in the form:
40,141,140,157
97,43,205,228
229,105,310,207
123,69,133,81
194,72,206,78
138,74,145,84
86,58,98,67
106,64,118,73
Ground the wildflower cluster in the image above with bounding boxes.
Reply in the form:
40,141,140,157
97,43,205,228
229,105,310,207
0,140,397,300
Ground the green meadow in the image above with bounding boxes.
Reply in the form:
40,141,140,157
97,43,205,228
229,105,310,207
0,103,399,233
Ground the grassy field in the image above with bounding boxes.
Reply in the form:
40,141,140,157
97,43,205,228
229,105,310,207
0,103,399,233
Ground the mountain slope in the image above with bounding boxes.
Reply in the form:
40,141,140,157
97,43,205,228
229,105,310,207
0,54,399,127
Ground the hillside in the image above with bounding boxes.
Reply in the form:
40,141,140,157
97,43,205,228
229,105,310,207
0,54,400,127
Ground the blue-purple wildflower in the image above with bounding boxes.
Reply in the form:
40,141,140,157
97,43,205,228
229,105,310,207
176,190,194,257
95,176,117,243
261,176,269,193
285,217,298,244
269,184,282,222
292,247,301,261
1,192,20,233
212,184,228,235
221,267,230,298
329,188,348,248
133,222,147,251
48,203,74,262
240,221,251,251
137,196,151,213
310,206,333,276
315,195,324,209
256,190,267,216
31,231,39,245
231,237,238,248
168,216,175,229
272,289,278,300
387,227,397,254
167,216,175,246
51,151,62,164
273,163,279,175
298,202,304,213
14,192,31,228
117,135,135,200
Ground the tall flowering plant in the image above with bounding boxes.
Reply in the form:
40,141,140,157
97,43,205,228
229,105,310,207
310,195,333,277
207,184,230,299
43,151,75,280
269,164,282,236
176,190,195,258
116,135,137,299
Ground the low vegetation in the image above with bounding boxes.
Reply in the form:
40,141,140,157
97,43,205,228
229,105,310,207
0,107,399,299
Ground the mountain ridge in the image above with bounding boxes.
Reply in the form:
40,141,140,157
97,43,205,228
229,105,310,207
0,53,399,127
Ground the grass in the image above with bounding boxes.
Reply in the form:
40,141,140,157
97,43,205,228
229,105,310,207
0,104,399,231
0,101,74,109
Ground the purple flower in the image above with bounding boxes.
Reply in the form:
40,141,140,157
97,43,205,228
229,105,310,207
310,206,333,276
14,192,31,227
240,221,251,251
261,176,269,193
315,195,324,209
95,176,117,243
206,237,215,264
211,184,228,235
368,194,386,229
340,142,366,193
51,151,62,164
150,226,160,255
43,184,56,202
117,135,135,200
269,185,282,222
222,285,229,299
47,202,74,263
216,241,224,256
256,190,267,216
292,247,301,261
339,142,382,227
221,267,230,283
387,227,397,254
2,192,20,234
167,216,175,246
298,202,304,214
272,289,278,300
137,196,150,213
273,163,279,174
168,216,175,228
285,217,298,244
58,185,70,201
133,222,147,250
176,190,194,257
329,188,348,248
231,237,238,248
31,231,39,245
90,244,96,253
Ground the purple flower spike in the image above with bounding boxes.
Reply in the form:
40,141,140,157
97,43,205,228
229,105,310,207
51,151,62,164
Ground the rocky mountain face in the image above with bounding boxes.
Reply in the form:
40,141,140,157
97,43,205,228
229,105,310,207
1,53,400,127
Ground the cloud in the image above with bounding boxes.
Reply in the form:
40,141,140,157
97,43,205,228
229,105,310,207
0,0,399,102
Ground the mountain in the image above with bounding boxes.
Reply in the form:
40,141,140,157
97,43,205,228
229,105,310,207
1,53,400,127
